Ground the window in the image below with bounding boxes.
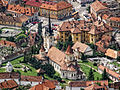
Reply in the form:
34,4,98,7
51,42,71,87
76,38,78,40
61,36,63,38
76,34,78,36
63,73,64,76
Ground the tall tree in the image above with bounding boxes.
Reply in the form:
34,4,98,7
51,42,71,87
88,68,94,80
66,35,74,48
48,12,53,35
38,22,42,35
102,69,109,80
42,64,55,77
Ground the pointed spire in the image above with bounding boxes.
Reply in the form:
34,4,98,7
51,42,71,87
40,45,45,52
65,45,73,55
48,11,53,36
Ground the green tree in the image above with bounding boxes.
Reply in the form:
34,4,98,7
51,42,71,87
21,42,27,47
88,68,94,80
16,34,26,42
102,69,109,80
117,56,120,61
42,64,55,77
81,53,86,61
0,29,2,34
56,41,63,50
38,22,42,35
67,35,73,46
6,37,15,42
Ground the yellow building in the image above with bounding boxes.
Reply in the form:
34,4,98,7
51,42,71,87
25,0,72,19
57,20,114,44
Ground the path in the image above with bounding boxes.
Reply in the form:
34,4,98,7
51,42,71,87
79,63,100,73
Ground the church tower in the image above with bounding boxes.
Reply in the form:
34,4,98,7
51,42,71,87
65,45,75,62
43,11,55,51
39,45,46,58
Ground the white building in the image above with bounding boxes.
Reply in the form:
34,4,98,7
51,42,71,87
47,46,83,80
98,65,120,82
72,42,93,60
20,75,43,86
6,62,13,72
0,72,20,84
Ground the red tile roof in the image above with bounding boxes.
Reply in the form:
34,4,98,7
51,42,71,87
0,40,16,47
21,75,42,82
0,72,20,79
98,65,120,80
105,48,118,59
109,17,120,22
0,80,18,89
69,80,108,87
90,0,108,12
40,1,72,11
30,80,56,90
7,4,36,16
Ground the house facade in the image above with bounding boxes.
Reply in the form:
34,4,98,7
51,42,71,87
72,42,93,60
24,0,73,19
0,13,28,27
57,20,114,44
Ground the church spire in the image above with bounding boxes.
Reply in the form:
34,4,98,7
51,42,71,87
48,8,53,36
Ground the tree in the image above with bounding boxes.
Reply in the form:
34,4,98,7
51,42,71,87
102,69,109,80
16,34,26,42
21,42,27,47
88,68,94,80
38,22,42,35
67,35,73,46
0,29,2,34
56,41,63,50
42,64,55,77
117,56,120,62
81,53,86,61
6,37,15,42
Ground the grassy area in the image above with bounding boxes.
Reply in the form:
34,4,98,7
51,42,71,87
1,57,37,76
13,64,23,68
78,60,98,69
0,68,5,72
80,64,102,80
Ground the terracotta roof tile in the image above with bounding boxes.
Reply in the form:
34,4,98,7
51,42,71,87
90,0,108,12
105,48,118,59
0,40,16,47
0,80,18,89
109,17,120,22
0,72,20,79
21,75,42,82
98,65,120,79
30,80,56,90
7,4,36,16
69,80,108,87
72,42,89,53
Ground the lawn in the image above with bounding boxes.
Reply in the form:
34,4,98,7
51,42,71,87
1,57,37,76
80,64,102,80
78,61,98,69
0,68,5,72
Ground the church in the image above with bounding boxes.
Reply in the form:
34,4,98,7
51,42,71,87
47,45,84,80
